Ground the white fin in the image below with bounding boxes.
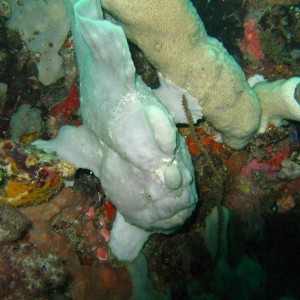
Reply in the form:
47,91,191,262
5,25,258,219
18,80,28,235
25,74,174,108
109,212,151,262
32,125,101,177
247,74,266,88
153,73,202,124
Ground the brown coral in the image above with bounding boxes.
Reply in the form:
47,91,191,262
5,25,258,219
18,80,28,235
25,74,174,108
0,243,66,299
0,205,30,244
277,195,295,213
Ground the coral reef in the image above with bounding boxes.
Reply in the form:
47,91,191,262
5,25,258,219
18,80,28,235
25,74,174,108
19,186,132,299
0,200,68,299
0,205,29,244
0,0,299,298
0,243,67,299
0,140,75,206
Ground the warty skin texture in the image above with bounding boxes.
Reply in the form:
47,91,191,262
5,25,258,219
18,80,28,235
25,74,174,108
33,0,198,262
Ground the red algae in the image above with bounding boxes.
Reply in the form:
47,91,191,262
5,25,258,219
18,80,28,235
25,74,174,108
50,84,80,122
98,200,117,223
239,17,265,61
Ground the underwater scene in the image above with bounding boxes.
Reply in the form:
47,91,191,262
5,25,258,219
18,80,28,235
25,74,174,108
0,0,300,299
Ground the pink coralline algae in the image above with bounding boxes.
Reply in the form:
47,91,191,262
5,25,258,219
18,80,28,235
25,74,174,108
240,149,290,180
240,159,281,180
